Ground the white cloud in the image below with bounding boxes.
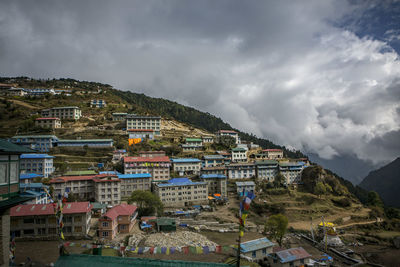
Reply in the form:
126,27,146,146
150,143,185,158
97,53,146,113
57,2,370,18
0,0,399,165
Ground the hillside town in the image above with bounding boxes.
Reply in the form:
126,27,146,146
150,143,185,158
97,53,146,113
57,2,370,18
0,81,398,267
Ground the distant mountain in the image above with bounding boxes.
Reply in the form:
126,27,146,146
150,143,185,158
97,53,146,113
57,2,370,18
359,157,400,208
308,153,380,185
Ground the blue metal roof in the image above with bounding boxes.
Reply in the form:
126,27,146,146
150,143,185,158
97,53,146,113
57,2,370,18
20,190,43,197
117,173,152,179
200,174,227,179
276,247,311,263
20,183,49,189
171,158,201,163
20,154,54,159
158,178,206,187
240,237,275,253
203,155,224,160
20,173,43,180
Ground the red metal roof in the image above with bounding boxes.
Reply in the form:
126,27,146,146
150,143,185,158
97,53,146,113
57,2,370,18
263,149,283,152
36,117,60,120
124,156,170,163
11,202,92,217
127,129,154,132
102,204,137,221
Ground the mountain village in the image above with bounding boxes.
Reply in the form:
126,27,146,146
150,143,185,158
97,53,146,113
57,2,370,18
0,80,398,267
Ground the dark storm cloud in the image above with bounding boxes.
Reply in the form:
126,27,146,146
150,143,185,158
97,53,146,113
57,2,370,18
0,0,399,165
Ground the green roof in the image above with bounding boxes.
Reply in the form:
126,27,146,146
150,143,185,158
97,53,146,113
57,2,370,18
55,254,231,267
0,139,35,154
185,138,202,142
64,170,97,176
156,217,176,226
231,147,246,152
91,202,107,210
0,195,34,213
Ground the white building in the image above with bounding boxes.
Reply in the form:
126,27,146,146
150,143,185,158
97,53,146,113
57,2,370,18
171,158,202,176
236,181,255,194
118,173,152,198
216,130,240,144
203,155,225,168
41,106,82,120
126,115,161,135
231,147,247,162
279,162,305,184
20,154,55,178
35,117,62,129
154,178,208,207
255,160,279,182
227,163,255,179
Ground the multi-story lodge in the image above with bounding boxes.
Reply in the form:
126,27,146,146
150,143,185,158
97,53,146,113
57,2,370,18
112,149,127,162
255,160,279,182
200,166,227,176
35,117,62,129
231,147,247,162
171,158,202,176
41,106,82,120
128,129,155,140
239,237,275,261
126,115,161,136
236,181,256,194
98,204,137,240
10,135,59,152
203,155,225,167
260,149,284,160
202,135,214,144
216,130,240,144
124,156,170,181
279,162,305,185
154,178,208,207
227,163,255,179
90,99,107,108
118,173,152,198
199,174,227,198
57,139,113,148
50,175,96,200
181,138,203,152
139,151,165,158
112,112,128,121
50,174,121,205
10,202,92,239
93,174,121,205
20,154,55,178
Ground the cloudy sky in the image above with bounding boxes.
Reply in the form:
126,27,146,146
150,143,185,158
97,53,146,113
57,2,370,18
0,0,399,180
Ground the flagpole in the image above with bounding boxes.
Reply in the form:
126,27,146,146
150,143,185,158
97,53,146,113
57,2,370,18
236,227,241,267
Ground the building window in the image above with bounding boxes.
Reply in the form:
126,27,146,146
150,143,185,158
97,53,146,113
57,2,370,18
0,163,8,184
23,229,35,235
252,251,256,258
102,222,109,227
74,216,82,223
23,218,34,224
102,231,109,237
74,226,82,233
38,228,46,235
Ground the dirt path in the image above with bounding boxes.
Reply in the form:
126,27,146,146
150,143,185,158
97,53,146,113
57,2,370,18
336,218,382,229
0,97,42,109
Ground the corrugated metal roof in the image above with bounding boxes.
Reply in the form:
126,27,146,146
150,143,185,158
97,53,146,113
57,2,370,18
157,178,206,187
12,135,57,139
11,202,91,216
200,174,227,179
118,173,152,179
0,139,35,153
58,139,113,143
20,173,43,179
171,158,201,163
20,183,49,189
276,247,311,263
203,155,225,160
124,156,170,163
55,254,231,267
240,237,275,253
185,138,202,142
102,204,137,221
20,154,54,159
